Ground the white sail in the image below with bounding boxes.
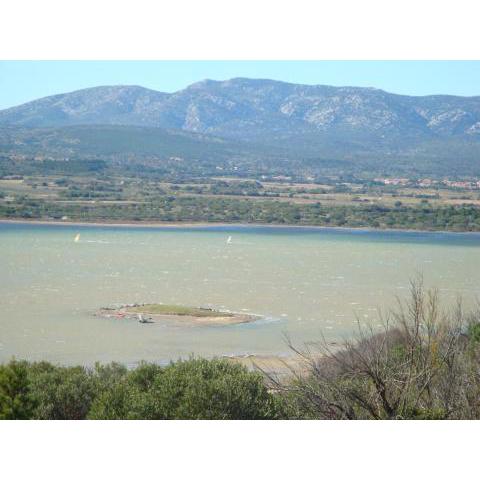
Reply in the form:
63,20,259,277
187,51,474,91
74,233,80,243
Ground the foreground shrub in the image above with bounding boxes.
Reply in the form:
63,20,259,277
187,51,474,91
0,358,284,419
89,358,283,419
28,364,95,420
275,279,480,419
0,360,36,419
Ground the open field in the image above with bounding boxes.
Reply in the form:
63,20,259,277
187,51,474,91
3,174,480,207
2,172,480,231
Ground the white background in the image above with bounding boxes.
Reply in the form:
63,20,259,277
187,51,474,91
1,1,479,478
1,0,479,59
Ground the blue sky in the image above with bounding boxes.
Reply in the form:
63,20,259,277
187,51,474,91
1,61,480,110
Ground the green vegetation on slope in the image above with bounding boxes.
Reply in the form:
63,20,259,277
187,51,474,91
0,358,283,420
2,80,480,177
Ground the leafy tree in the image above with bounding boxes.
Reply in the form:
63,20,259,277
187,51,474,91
89,358,283,420
87,381,136,420
0,360,36,419
29,365,95,419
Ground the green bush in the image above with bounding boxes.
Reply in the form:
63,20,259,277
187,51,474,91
28,363,95,419
0,357,286,420
89,358,283,420
468,322,480,343
0,360,36,420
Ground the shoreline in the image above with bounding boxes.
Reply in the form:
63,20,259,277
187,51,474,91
1,217,480,236
226,354,313,377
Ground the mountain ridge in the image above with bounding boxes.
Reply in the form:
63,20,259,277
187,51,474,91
1,78,480,176
1,78,480,140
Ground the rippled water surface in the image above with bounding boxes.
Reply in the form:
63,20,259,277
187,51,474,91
1,222,480,365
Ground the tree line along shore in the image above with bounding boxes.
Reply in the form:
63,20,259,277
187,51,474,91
3,170,480,232
2,195,480,232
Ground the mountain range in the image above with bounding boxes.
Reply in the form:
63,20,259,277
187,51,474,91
1,78,480,176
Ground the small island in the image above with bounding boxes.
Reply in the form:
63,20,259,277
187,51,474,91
96,303,260,326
